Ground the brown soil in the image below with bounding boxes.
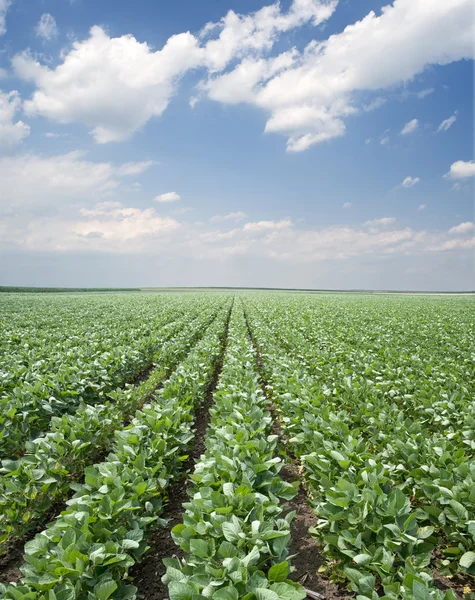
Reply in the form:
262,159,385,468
0,310,227,585
131,301,234,600
0,539,23,584
0,501,66,584
243,306,351,600
433,567,473,599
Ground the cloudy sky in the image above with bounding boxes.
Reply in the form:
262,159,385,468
0,0,473,290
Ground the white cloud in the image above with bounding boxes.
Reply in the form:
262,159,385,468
418,204,426,211
14,26,204,143
154,191,181,203
343,202,352,208
75,203,179,242
401,176,420,188
380,136,390,145
0,0,11,36
445,160,475,180
210,211,247,223
363,97,386,112
448,221,475,235
401,118,419,135
2,190,473,266
14,1,337,144
200,0,337,72
116,161,154,177
44,131,68,138
201,0,473,151
11,0,473,151
365,217,396,228
36,14,58,41
436,237,475,251
0,90,30,148
437,112,457,132
242,219,292,233
416,88,434,99
0,151,153,210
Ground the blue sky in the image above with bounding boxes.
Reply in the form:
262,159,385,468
0,0,473,290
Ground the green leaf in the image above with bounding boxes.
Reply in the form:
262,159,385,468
353,554,372,566
412,581,431,600
269,583,306,600
218,541,238,559
460,551,475,569
268,562,290,583
169,582,195,600
94,579,118,600
190,539,210,559
254,589,280,600
212,586,239,600
24,535,49,555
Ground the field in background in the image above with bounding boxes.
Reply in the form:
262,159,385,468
0,291,474,600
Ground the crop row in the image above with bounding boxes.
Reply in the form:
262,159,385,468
163,304,306,600
242,295,474,599
0,300,232,600
0,303,223,554
0,294,224,459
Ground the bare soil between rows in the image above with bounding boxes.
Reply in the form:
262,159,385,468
0,311,223,585
131,301,234,600
242,306,351,600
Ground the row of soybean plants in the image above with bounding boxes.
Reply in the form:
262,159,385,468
162,304,306,600
0,298,226,555
0,293,211,460
243,294,475,600
0,298,233,600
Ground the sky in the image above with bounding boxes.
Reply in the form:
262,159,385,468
0,0,474,290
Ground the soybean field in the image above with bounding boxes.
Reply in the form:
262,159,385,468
0,291,474,600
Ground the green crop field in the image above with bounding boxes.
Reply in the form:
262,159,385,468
0,291,474,600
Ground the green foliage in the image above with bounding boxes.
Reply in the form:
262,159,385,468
163,305,305,600
0,300,232,600
243,293,474,599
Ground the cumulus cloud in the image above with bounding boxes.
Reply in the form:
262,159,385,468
154,191,181,203
380,136,390,145
10,0,474,150
448,221,475,235
445,160,475,180
437,112,457,132
0,90,30,148
36,13,58,41
343,202,352,208
0,0,11,36
418,204,426,211
13,1,336,144
210,211,247,223
200,0,337,73
201,0,474,151
14,26,204,143
401,118,419,135
401,176,420,188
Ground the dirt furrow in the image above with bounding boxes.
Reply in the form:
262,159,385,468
242,305,350,600
0,309,227,584
131,299,234,600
